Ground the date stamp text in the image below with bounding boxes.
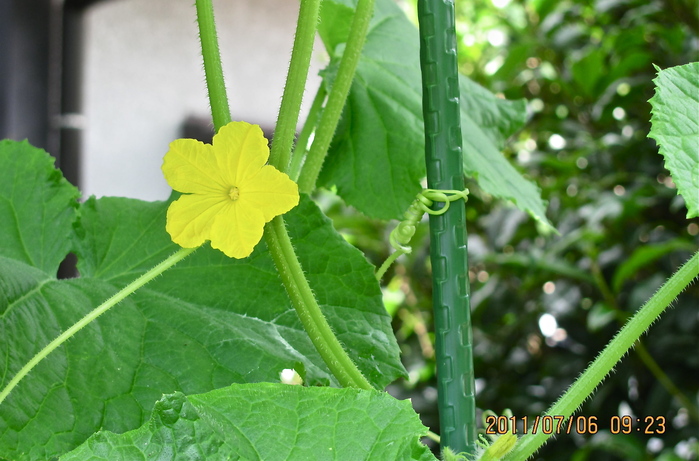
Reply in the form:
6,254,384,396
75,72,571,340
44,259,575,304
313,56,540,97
485,415,666,435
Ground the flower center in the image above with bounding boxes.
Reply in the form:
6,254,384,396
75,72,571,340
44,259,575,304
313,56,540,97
228,186,240,201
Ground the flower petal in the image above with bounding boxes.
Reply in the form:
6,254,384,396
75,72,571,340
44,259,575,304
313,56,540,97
165,193,227,248
212,121,270,186
162,139,228,194
209,199,266,259
240,165,300,222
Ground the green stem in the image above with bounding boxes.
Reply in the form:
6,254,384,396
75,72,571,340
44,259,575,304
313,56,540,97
591,257,699,421
289,85,327,181
0,247,196,406
265,216,373,389
196,0,372,389
504,250,699,461
297,0,375,193
375,249,406,282
425,430,441,444
196,0,231,130
268,0,322,171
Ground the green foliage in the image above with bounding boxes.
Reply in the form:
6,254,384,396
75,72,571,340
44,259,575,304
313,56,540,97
318,0,425,219
317,0,549,229
649,62,699,218
0,142,405,459
460,1,699,459
62,384,438,461
384,0,698,459
1,0,697,459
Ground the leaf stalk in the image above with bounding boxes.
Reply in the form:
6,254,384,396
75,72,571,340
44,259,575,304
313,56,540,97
195,0,231,130
0,247,196,406
267,0,322,172
296,0,375,193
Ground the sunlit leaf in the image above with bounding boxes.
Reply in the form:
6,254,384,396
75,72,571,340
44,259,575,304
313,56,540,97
62,384,438,461
649,62,699,218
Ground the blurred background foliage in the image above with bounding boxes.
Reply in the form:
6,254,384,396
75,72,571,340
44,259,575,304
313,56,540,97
320,0,699,459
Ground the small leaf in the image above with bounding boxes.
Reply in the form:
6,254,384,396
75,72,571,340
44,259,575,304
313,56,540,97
648,62,699,218
61,384,439,461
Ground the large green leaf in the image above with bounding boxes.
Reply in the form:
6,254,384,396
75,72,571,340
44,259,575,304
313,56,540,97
648,62,699,218
316,0,552,230
74,194,405,389
62,383,438,461
0,141,405,459
318,0,425,220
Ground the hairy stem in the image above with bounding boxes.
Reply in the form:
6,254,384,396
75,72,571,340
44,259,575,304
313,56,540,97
268,0,322,171
504,250,699,461
265,217,373,389
0,248,196,406
195,0,231,130
297,0,375,193
289,84,327,181
591,257,699,421
263,0,372,389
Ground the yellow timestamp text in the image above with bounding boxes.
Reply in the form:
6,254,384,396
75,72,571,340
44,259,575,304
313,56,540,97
485,415,666,435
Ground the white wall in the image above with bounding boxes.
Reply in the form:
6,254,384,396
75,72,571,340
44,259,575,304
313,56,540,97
82,0,325,200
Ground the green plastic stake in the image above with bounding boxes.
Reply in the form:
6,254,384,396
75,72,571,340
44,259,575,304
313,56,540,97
416,0,477,456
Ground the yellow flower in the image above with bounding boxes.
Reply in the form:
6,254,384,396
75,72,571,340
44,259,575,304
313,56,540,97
162,121,299,258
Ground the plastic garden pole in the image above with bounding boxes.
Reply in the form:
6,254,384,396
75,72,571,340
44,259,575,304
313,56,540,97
417,0,477,456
